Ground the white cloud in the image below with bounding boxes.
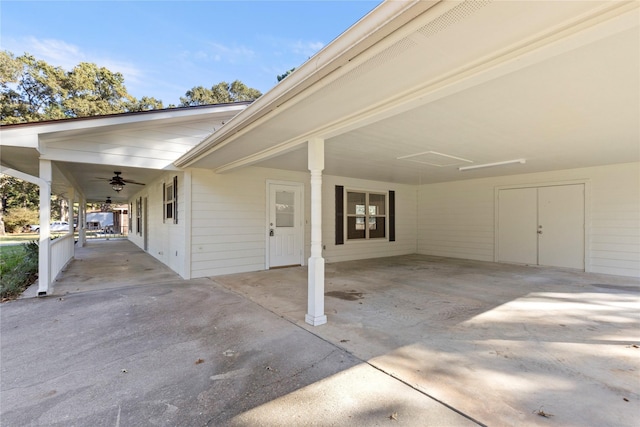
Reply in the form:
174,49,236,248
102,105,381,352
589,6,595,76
207,42,256,64
290,40,325,57
10,36,144,84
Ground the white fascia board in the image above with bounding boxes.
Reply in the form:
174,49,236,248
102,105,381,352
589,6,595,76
0,127,40,148
0,103,249,143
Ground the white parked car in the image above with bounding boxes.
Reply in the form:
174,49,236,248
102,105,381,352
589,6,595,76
30,221,72,232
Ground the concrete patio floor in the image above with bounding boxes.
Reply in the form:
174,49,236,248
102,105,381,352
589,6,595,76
3,240,639,426
212,254,640,427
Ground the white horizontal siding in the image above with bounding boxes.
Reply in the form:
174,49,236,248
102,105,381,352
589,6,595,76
190,166,310,278
418,162,640,277
127,171,187,277
189,167,419,277
322,175,417,263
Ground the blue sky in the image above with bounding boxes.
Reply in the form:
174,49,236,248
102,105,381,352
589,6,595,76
1,0,380,106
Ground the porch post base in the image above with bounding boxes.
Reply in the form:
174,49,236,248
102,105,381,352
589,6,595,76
306,256,327,326
305,313,327,326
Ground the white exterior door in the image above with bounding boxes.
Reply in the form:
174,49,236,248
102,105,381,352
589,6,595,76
498,187,538,265
268,183,303,268
497,184,584,269
538,185,584,269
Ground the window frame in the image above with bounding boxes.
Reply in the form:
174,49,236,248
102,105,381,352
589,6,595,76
345,189,387,241
163,176,178,224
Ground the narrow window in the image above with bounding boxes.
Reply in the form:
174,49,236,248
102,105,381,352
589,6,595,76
163,176,178,224
136,197,142,235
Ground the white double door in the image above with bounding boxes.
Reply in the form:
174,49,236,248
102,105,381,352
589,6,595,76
267,182,303,268
497,184,585,269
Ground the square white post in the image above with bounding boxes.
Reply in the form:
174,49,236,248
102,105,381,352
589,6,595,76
78,198,86,247
38,160,52,296
306,138,327,326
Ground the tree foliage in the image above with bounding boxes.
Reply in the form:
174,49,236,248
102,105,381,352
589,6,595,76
179,80,261,106
277,68,296,82
0,175,39,212
0,51,163,124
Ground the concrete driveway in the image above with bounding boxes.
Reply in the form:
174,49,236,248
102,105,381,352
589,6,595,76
1,241,476,426
2,240,639,426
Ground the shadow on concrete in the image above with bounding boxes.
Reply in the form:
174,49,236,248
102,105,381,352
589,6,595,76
2,242,480,426
213,254,640,427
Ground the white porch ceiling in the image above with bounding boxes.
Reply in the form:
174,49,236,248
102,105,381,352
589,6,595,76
186,0,639,185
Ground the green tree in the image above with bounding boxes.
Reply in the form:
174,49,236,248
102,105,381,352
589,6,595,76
0,51,163,124
0,175,40,235
179,80,261,106
277,68,296,82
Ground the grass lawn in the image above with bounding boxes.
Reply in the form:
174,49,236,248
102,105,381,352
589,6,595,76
0,244,24,267
0,242,38,300
0,233,40,243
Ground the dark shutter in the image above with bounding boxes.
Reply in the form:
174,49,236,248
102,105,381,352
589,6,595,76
389,190,395,242
162,182,166,223
335,185,344,245
173,175,178,224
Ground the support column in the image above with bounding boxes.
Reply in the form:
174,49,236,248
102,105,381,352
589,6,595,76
306,138,327,326
38,160,52,296
78,197,86,247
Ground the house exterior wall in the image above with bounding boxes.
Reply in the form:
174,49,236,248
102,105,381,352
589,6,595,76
322,175,418,263
189,166,418,278
417,162,640,277
190,166,310,277
128,171,187,277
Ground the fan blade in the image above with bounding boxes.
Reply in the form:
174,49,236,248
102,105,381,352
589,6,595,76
122,179,145,185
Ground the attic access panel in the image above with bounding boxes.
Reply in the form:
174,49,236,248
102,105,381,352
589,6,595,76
396,151,473,167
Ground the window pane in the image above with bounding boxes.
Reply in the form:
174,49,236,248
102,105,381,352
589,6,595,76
347,192,366,215
369,217,386,238
369,193,385,215
166,202,173,219
275,190,294,227
166,184,174,202
347,217,366,239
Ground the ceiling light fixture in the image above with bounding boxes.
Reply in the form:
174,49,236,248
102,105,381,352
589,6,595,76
458,159,526,171
110,171,126,193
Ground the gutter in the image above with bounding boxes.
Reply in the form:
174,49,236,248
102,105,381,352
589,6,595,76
174,0,439,168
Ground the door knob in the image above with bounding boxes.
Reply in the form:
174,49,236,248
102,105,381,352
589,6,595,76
269,229,274,236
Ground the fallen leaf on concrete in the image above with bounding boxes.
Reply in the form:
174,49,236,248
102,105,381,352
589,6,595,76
195,358,204,365
121,369,128,373
389,412,398,421
632,344,639,348
340,339,349,343
265,366,274,371
534,407,553,418
623,397,629,402
58,298,64,301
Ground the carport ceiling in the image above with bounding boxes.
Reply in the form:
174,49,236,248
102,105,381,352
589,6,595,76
257,25,639,184
187,1,639,185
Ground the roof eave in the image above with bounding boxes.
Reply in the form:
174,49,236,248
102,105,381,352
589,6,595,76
174,0,439,169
